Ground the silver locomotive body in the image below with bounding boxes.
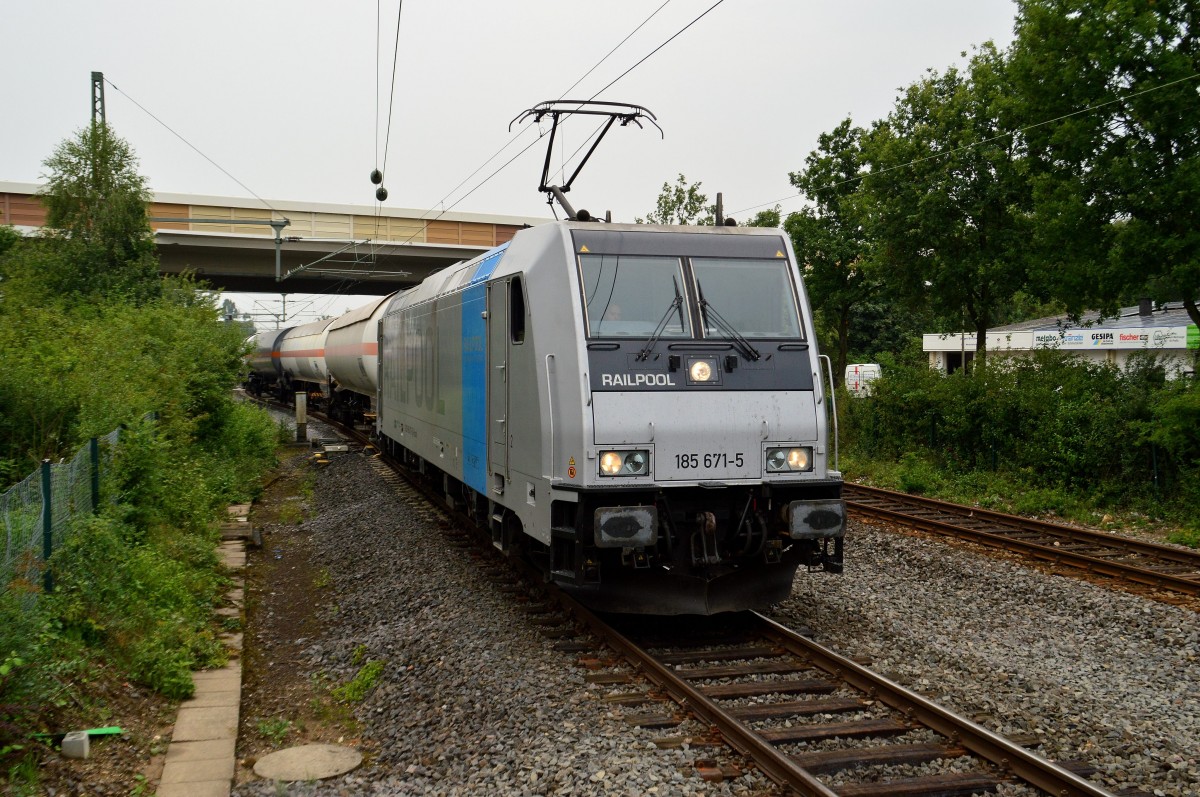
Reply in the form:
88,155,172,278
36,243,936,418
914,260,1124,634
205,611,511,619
376,221,844,614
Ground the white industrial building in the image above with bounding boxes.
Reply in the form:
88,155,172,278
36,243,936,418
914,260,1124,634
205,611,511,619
924,301,1198,376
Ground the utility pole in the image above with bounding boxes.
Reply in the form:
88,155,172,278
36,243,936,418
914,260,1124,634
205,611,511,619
91,71,105,123
245,294,310,330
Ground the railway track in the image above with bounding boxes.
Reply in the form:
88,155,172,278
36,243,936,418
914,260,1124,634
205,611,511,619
557,604,1121,797
283,406,1129,796
844,483,1200,599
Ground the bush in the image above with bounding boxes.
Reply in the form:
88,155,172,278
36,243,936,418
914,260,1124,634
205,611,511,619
896,452,940,494
842,351,1197,519
0,129,282,776
46,515,225,698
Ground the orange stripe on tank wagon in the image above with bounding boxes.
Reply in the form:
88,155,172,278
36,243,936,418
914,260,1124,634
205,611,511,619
280,349,325,358
323,343,378,356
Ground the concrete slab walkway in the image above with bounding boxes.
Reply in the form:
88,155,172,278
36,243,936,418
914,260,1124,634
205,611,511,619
156,506,250,797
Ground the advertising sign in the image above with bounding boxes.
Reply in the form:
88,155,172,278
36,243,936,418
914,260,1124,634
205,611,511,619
1035,326,1192,351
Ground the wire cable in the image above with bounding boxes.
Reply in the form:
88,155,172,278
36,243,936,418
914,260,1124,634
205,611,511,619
393,0,679,226
374,0,726,265
375,0,381,168
547,0,726,187
380,0,406,176
730,70,1200,217
558,0,673,99
105,77,287,217
590,0,725,99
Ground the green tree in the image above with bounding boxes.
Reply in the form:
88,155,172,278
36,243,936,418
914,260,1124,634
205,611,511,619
0,226,18,257
860,43,1033,364
1010,0,1200,327
636,173,713,226
38,122,160,302
742,206,781,228
787,118,877,383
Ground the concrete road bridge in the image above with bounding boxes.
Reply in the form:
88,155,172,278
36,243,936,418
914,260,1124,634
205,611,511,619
0,181,547,295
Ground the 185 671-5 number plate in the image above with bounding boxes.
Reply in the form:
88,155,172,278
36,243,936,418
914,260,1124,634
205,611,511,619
673,451,745,470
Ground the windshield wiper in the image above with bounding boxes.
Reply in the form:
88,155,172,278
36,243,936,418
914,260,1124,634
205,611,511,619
697,283,760,362
636,276,685,362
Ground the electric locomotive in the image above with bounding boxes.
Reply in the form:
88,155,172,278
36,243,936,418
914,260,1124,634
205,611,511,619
375,220,844,614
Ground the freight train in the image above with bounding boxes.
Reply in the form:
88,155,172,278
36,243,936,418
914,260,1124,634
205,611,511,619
246,220,845,614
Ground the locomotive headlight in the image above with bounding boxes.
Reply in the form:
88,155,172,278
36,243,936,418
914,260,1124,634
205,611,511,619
689,360,713,382
599,449,651,476
787,448,810,470
766,446,814,472
600,451,624,475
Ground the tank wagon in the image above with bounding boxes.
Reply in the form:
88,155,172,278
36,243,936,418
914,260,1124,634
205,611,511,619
244,327,290,397
277,317,335,398
324,293,394,423
244,298,395,424
374,220,844,614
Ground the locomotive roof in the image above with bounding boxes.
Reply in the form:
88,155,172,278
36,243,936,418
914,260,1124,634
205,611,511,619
383,220,794,312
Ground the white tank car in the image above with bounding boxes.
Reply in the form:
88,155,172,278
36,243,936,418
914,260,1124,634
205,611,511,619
245,327,292,396
374,221,845,615
325,294,392,396
278,317,335,394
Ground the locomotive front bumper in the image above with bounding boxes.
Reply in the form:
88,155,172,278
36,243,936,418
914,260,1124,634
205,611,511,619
788,499,845,539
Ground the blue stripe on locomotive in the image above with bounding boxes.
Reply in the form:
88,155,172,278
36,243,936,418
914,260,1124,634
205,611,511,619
461,244,508,493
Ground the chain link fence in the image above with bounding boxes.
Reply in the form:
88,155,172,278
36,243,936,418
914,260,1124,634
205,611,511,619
1,427,121,598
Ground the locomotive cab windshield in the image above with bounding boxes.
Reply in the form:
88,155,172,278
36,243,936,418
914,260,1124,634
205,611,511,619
580,254,692,338
578,249,804,342
693,257,802,341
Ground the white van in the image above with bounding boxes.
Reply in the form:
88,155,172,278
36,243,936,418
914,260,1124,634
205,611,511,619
845,363,882,397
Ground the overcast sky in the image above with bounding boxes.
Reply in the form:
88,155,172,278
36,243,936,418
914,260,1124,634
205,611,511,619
2,0,1018,325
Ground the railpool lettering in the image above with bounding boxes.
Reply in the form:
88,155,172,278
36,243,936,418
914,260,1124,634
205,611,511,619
601,373,677,387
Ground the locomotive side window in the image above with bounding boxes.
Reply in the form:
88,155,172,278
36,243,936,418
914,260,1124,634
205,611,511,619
691,258,804,339
579,255,691,338
510,276,526,344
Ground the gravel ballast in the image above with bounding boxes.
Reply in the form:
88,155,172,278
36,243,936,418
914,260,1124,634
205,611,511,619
234,447,776,797
775,525,1199,797
234,439,1198,796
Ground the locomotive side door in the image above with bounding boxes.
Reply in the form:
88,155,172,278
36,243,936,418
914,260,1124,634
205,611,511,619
486,279,509,494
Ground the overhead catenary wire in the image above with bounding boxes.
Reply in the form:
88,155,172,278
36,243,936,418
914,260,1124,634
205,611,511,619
104,77,287,219
379,0,725,254
100,76,381,327
730,70,1200,218
558,0,674,100
403,0,677,222
589,0,724,100
375,0,381,169
369,0,702,258
379,0,406,178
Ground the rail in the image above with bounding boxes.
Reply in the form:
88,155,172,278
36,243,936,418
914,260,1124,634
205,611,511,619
296,402,1124,796
844,483,1200,598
